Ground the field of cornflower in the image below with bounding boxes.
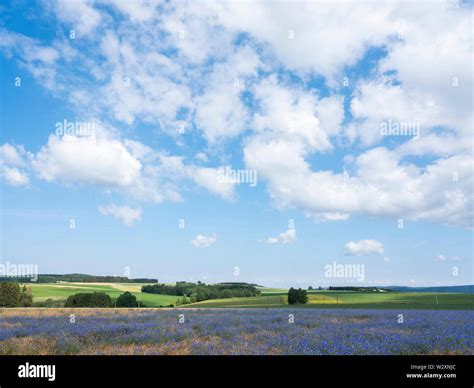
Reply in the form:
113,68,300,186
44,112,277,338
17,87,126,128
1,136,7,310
0,308,472,355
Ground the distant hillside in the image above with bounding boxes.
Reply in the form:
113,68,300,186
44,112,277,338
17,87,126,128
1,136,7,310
0,273,158,284
386,285,474,293
328,286,391,292
218,282,264,288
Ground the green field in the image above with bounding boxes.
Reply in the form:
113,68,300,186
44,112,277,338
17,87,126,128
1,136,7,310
186,289,474,309
186,295,288,308
25,283,474,310
28,283,178,307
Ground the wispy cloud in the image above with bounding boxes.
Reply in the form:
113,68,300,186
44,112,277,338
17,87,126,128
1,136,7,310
191,234,217,248
98,204,142,226
266,228,296,244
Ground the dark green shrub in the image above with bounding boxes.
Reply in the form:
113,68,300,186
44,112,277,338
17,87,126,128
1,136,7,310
115,292,137,307
288,288,308,305
0,282,21,307
65,292,112,307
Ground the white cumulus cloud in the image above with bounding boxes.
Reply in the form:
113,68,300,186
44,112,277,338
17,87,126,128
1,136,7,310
345,239,384,256
32,132,142,187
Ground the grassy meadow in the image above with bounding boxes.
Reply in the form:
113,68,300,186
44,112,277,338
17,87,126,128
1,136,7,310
23,283,474,310
186,290,473,309
28,283,178,307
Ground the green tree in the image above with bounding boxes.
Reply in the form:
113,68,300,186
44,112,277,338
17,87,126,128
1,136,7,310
288,287,296,304
176,295,190,306
298,288,308,304
0,282,21,307
115,291,137,307
288,287,308,305
19,285,33,307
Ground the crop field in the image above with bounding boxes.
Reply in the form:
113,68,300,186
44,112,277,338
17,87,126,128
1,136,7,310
0,308,472,355
26,284,474,310
28,283,178,307
188,295,288,308
191,290,474,309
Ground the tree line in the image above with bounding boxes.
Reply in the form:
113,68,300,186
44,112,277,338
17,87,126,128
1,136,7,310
142,281,261,302
0,274,158,284
328,286,391,292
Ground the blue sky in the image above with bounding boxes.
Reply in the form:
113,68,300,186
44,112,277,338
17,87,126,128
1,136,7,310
0,0,472,287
